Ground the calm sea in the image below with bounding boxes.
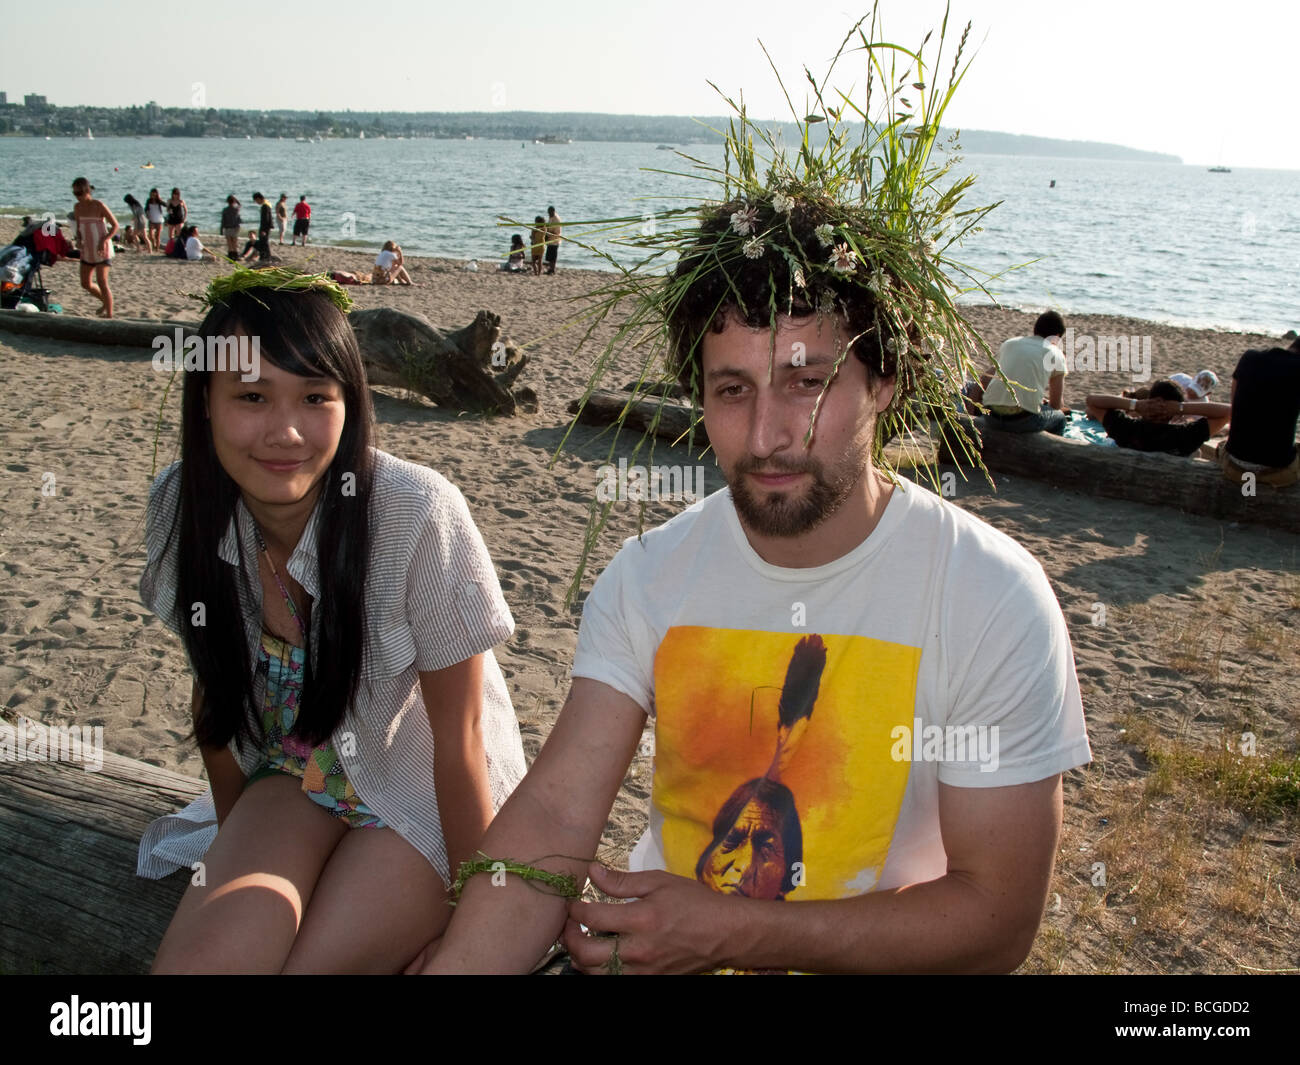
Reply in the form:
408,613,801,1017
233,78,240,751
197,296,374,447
2,136,1295,334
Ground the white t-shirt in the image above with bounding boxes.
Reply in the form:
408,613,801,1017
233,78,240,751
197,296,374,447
983,335,1066,412
184,236,203,261
572,480,1090,899
375,249,398,271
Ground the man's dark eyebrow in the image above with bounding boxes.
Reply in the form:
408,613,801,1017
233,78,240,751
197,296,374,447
706,352,842,381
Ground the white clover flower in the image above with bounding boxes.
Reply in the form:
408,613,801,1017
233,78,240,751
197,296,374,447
771,190,793,214
731,205,759,236
886,336,910,357
742,237,765,259
815,223,835,246
829,242,857,273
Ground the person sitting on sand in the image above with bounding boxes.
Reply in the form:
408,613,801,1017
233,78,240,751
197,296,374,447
373,241,413,285
1085,379,1230,457
1215,335,1300,487
968,311,1070,435
72,176,118,318
501,234,526,272
183,226,220,262
138,270,527,973
529,216,546,275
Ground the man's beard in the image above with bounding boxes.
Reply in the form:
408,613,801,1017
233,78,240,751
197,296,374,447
726,452,865,538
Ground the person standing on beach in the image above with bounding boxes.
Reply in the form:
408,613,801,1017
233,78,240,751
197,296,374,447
275,194,289,244
292,195,311,246
123,194,148,250
420,196,1090,976
72,177,118,318
529,216,546,276
544,205,561,274
221,196,243,260
145,188,166,252
240,193,274,262
166,188,188,244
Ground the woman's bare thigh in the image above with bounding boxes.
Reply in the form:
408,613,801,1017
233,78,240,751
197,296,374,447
150,774,347,974
282,827,451,974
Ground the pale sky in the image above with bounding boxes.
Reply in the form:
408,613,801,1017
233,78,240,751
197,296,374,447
4,0,1296,169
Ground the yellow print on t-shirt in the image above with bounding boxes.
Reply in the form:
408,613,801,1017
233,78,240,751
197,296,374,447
652,626,919,901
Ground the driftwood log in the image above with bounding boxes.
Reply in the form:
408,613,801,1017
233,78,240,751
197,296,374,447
0,307,535,416
570,395,1298,527
350,307,534,416
940,414,1300,530
570,389,939,468
0,711,201,974
569,388,708,448
0,309,194,348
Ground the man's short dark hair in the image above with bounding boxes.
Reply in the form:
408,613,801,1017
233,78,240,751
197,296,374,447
547,205,556,213
694,777,803,897
1033,311,1066,339
1149,379,1185,403
666,200,891,395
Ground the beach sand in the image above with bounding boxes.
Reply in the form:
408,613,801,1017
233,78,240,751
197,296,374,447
1,219,1296,973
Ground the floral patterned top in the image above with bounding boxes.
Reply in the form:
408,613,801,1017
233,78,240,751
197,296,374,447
255,629,385,828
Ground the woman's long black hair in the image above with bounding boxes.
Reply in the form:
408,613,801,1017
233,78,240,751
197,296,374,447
157,287,376,752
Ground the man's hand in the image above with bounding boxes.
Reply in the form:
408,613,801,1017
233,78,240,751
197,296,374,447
563,863,737,974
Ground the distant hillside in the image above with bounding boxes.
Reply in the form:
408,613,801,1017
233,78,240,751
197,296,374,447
2,100,1178,161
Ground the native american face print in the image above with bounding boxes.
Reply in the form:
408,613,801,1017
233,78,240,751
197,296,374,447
652,627,920,901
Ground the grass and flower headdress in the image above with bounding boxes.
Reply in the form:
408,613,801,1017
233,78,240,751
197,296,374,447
541,4,1001,603
195,266,354,315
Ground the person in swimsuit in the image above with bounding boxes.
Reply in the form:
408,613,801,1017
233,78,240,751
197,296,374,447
141,271,525,973
166,187,187,243
275,193,289,244
71,177,118,317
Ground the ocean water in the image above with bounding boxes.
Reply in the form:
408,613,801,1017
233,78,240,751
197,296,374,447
2,136,1296,334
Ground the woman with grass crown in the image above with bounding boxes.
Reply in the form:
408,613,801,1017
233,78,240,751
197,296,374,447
139,268,526,973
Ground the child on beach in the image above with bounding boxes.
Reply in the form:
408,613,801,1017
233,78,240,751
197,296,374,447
529,216,546,275
139,271,526,973
71,177,118,317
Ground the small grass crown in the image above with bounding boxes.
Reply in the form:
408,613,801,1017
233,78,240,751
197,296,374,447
197,266,354,315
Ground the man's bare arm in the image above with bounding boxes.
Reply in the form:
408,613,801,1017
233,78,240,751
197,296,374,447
570,774,1063,973
424,677,645,973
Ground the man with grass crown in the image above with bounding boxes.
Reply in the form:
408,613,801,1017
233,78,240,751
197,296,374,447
423,6,1091,974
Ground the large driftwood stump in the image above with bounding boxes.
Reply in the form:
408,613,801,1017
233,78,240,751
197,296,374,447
350,307,533,416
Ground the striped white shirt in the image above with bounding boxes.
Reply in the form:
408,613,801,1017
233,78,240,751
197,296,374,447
136,448,526,885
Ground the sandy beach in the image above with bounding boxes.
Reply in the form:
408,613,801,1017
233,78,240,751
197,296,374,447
1,218,1296,974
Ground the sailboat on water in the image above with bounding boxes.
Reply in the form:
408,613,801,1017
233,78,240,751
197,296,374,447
87,128,94,140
